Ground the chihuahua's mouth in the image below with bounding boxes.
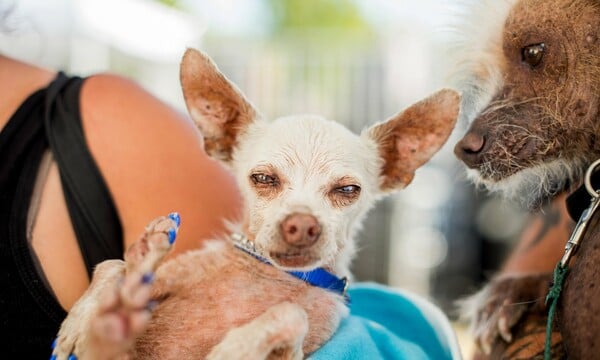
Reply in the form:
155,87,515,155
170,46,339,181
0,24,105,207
230,233,319,270
270,251,316,268
230,233,348,298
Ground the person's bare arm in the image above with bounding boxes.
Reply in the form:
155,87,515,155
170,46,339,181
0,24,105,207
80,74,243,257
501,192,573,274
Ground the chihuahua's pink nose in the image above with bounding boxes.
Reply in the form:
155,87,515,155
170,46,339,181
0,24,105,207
281,213,321,247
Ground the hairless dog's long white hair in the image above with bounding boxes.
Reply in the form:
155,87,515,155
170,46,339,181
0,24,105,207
447,0,518,127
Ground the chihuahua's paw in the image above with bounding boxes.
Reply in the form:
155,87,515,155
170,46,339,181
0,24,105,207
260,302,308,360
53,302,93,360
52,309,87,360
82,269,156,359
52,260,127,360
207,302,308,360
52,266,155,360
125,212,180,274
459,272,553,356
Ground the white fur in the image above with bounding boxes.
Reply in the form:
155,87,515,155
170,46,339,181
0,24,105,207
465,157,586,208
448,0,518,126
53,50,459,359
231,115,384,277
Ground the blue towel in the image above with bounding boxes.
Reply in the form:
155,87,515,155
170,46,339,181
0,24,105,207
310,282,462,360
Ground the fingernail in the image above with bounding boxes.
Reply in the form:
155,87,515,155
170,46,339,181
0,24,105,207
68,355,78,360
168,228,177,244
50,355,57,360
168,212,181,227
141,272,154,284
51,338,57,349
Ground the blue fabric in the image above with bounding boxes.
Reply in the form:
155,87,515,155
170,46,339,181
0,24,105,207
310,282,461,360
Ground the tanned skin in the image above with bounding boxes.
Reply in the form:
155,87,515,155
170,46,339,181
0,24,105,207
471,194,572,359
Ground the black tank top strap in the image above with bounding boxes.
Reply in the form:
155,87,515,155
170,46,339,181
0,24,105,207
0,71,124,356
44,72,124,277
0,84,64,357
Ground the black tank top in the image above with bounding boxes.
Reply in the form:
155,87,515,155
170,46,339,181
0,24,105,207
0,72,124,357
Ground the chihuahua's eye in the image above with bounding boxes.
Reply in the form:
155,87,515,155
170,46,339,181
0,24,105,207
251,173,279,186
328,181,361,207
521,43,545,68
335,185,361,195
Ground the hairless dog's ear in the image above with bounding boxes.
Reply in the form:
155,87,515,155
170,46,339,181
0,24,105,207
364,89,460,192
180,48,258,162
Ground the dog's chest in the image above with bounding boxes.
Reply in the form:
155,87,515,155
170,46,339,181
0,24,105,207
560,220,600,358
132,241,346,358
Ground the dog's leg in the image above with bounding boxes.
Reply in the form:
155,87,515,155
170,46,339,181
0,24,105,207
52,214,179,360
206,302,309,360
52,260,127,360
461,272,566,359
123,214,179,275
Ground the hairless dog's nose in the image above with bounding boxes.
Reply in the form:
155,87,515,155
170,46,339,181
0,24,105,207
454,131,486,168
280,213,321,247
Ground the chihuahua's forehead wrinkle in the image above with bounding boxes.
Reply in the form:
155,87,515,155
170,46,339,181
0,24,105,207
235,115,379,188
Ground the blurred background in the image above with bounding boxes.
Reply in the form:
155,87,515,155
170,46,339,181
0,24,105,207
1,0,531,356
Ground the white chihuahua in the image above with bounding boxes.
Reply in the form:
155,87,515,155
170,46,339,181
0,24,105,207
51,49,460,360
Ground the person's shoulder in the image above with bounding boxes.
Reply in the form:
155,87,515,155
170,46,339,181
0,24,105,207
82,72,140,93
81,72,159,106
79,72,201,157
80,73,189,130
78,72,242,252
0,56,55,130
78,72,204,178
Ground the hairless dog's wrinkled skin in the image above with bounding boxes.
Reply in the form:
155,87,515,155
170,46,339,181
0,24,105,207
453,0,600,358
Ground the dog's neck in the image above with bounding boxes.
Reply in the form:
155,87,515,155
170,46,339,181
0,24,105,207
230,232,350,298
229,231,352,279
234,219,360,280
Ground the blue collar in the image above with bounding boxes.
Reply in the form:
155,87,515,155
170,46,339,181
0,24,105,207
231,234,349,300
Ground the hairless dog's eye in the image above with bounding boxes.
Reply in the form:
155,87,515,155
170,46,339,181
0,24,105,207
521,43,545,68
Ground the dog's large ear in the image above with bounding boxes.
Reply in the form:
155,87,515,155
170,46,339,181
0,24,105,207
365,89,460,192
180,48,258,162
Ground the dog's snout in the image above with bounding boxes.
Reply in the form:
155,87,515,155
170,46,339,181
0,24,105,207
454,131,486,168
281,213,321,247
